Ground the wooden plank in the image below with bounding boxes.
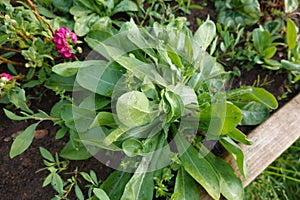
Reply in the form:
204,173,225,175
202,93,300,199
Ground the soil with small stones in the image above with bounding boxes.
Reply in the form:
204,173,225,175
1,1,300,200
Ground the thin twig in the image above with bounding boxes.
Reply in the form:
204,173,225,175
0,46,22,53
0,56,25,66
24,0,55,35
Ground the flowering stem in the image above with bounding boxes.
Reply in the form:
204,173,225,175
0,56,25,66
24,0,55,35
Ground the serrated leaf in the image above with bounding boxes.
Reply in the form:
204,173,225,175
10,122,39,158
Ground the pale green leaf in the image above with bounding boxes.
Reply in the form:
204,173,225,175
10,122,39,158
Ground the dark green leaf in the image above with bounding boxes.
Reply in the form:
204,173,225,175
101,170,132,200
238,102,269,125
171,167,200,200
60,139,92,160
175,135,220,199
45,74,75,92
220,136,247,178
112,0,138,15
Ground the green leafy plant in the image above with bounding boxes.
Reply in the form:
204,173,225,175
36,18,276,199
215,0,261,28
70,0,138,36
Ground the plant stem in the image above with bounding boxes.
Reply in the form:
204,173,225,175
0,56,25,66
24,0,55,35
0,46,22,53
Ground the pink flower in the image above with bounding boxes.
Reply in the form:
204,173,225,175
53,27,77,59
1,73,12,81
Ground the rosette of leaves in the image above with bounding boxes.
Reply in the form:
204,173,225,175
7,18,278,199
70,0,138,36
215,0,261,28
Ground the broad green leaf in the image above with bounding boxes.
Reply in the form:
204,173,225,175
8,89,33,114
10,122,39,158
104,128,127,145
122,139,143,157
52,60,106,77
215,0,261,28
89,112,117,129
52,173,64,194
227,128,252,145
194,18,216,51
171,167,200,200
237,101,269,125
220,136,247,178
39,147,55,162
121,166,154,200
175,135,220,199
101,170,132,200
93,188,110,200
60,139,92,160
80,128,121,151
115,56,167,87
286,18,297,50
76,61,123,97
45,74,75,92
116,91,151,128
204,152,244,200
227,87,278,109
112,0,138,15
52,0,72,13
199,103,242,138
163,90,184,122
253,29,271,54
263,46,276,58
3,109,31,121
285,0,299,13
281,60,300,71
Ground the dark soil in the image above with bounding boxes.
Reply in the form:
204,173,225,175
1,1,300,200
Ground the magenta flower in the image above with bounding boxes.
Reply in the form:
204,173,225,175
53,27,77,59
1,73,12,81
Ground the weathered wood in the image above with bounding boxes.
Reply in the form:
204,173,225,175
202,93,300,199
